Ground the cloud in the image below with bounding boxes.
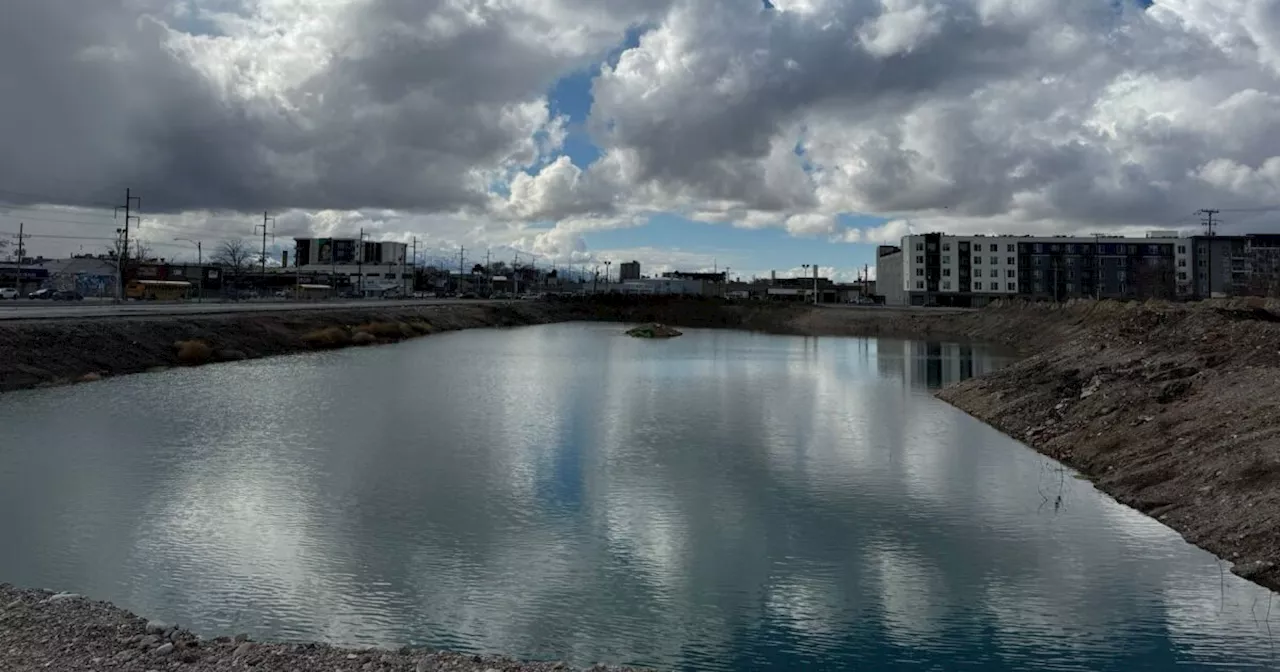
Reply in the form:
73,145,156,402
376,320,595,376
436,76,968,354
0,0,658,213
575,0,1280,235
12,0,1280,265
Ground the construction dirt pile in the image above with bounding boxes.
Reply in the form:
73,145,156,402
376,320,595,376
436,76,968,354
0,585,637,672
936,299,1280,591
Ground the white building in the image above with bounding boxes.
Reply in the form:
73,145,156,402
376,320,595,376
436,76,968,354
289,238,413,296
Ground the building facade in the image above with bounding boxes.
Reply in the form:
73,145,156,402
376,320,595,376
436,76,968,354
619,260,641,281
292,238,412,296
898,233,1185,306
876,246,904,306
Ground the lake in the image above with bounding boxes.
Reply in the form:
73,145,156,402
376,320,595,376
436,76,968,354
0,323,1276,670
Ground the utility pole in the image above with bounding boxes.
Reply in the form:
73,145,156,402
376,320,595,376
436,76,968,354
356,228,368,297
13,223,30,295
486,249,492,296
513,252,519,296
458,245,465,294
411,236,420,295
1199,208,1219,299
114,188,140,302
255,211,275,285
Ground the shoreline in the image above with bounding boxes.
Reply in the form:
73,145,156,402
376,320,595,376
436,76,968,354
0,584,637,672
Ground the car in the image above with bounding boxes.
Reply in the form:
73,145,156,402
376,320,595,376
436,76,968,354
51,290,84,301
27,288,52,300
0,288,18,300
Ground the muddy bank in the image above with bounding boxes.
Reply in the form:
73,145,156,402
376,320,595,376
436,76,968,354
936,299,1280,592
0,584,637,672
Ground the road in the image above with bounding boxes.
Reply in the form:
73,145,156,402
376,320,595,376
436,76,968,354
0,298,495,321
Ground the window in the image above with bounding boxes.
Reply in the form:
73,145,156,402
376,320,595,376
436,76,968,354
974,282,983,290
1007,269,1016,278
1033,282,1044,293
916,255,924,264
1033,270,1043,279
1177,271,1187,280
1128,245,1137,254
1008,283,1016,291
942,268,952,277
928,243,937,252
942,255,951,264
1034,257,1046,267
916,281,924,289
1066,283,1075,293
1197,259,1205,267
1034,244,1044,253
943,242,951,251
942,281,952,290
1147,245,1160,255
974,269,982,278
916,268,924,276
990,257,998,265
1007,244,1016,252
1066,244,1076,253
1007,257,1015,265
988,244,997,252
1050,244,1060,252
1178,245,1187,254
1178,259,1186,267
974,256,982,264
916,243,924,251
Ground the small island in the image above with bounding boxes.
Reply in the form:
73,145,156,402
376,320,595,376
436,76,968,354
626,323,683,339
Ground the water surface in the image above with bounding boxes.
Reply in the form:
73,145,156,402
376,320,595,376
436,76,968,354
1,323,1276,670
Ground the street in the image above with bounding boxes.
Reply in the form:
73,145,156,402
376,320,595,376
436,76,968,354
0,298,494,321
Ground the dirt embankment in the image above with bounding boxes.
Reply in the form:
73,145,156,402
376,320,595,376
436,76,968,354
934,299,1280,591
0,584,636,672
0,302,584,393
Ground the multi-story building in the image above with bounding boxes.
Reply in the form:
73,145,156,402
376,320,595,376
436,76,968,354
619,260,641,281
292,238,412,296
1245,234,1280,296
876,246,905,306
895,233,1185,307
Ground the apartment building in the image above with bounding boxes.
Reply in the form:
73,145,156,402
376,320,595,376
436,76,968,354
895,233,1187,306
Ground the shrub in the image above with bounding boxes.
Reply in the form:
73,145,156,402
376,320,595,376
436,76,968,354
301,326,351,349
175,340,214,365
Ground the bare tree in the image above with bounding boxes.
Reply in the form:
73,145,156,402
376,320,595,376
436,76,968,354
109,237,153,262
212,239,254,271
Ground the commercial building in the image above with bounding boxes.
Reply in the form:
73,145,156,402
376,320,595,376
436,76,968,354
619,260,641,281
894,233,1186,306
291,238,412,296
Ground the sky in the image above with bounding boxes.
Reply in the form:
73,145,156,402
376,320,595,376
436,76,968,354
3,0,1280,282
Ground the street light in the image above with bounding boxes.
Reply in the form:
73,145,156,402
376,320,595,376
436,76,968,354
175,237,204,302
604,260,612,285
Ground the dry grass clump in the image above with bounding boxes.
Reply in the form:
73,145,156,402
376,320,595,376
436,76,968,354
174,339,214,365
301,326,351,349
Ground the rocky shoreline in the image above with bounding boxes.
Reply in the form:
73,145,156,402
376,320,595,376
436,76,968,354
0,585,637,672
933,299,1280,592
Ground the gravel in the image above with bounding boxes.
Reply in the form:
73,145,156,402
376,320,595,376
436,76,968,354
0,584,644,672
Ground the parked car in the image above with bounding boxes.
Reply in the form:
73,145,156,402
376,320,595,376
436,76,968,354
0,288,18,300
27,288,52,300
51,290,84,301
